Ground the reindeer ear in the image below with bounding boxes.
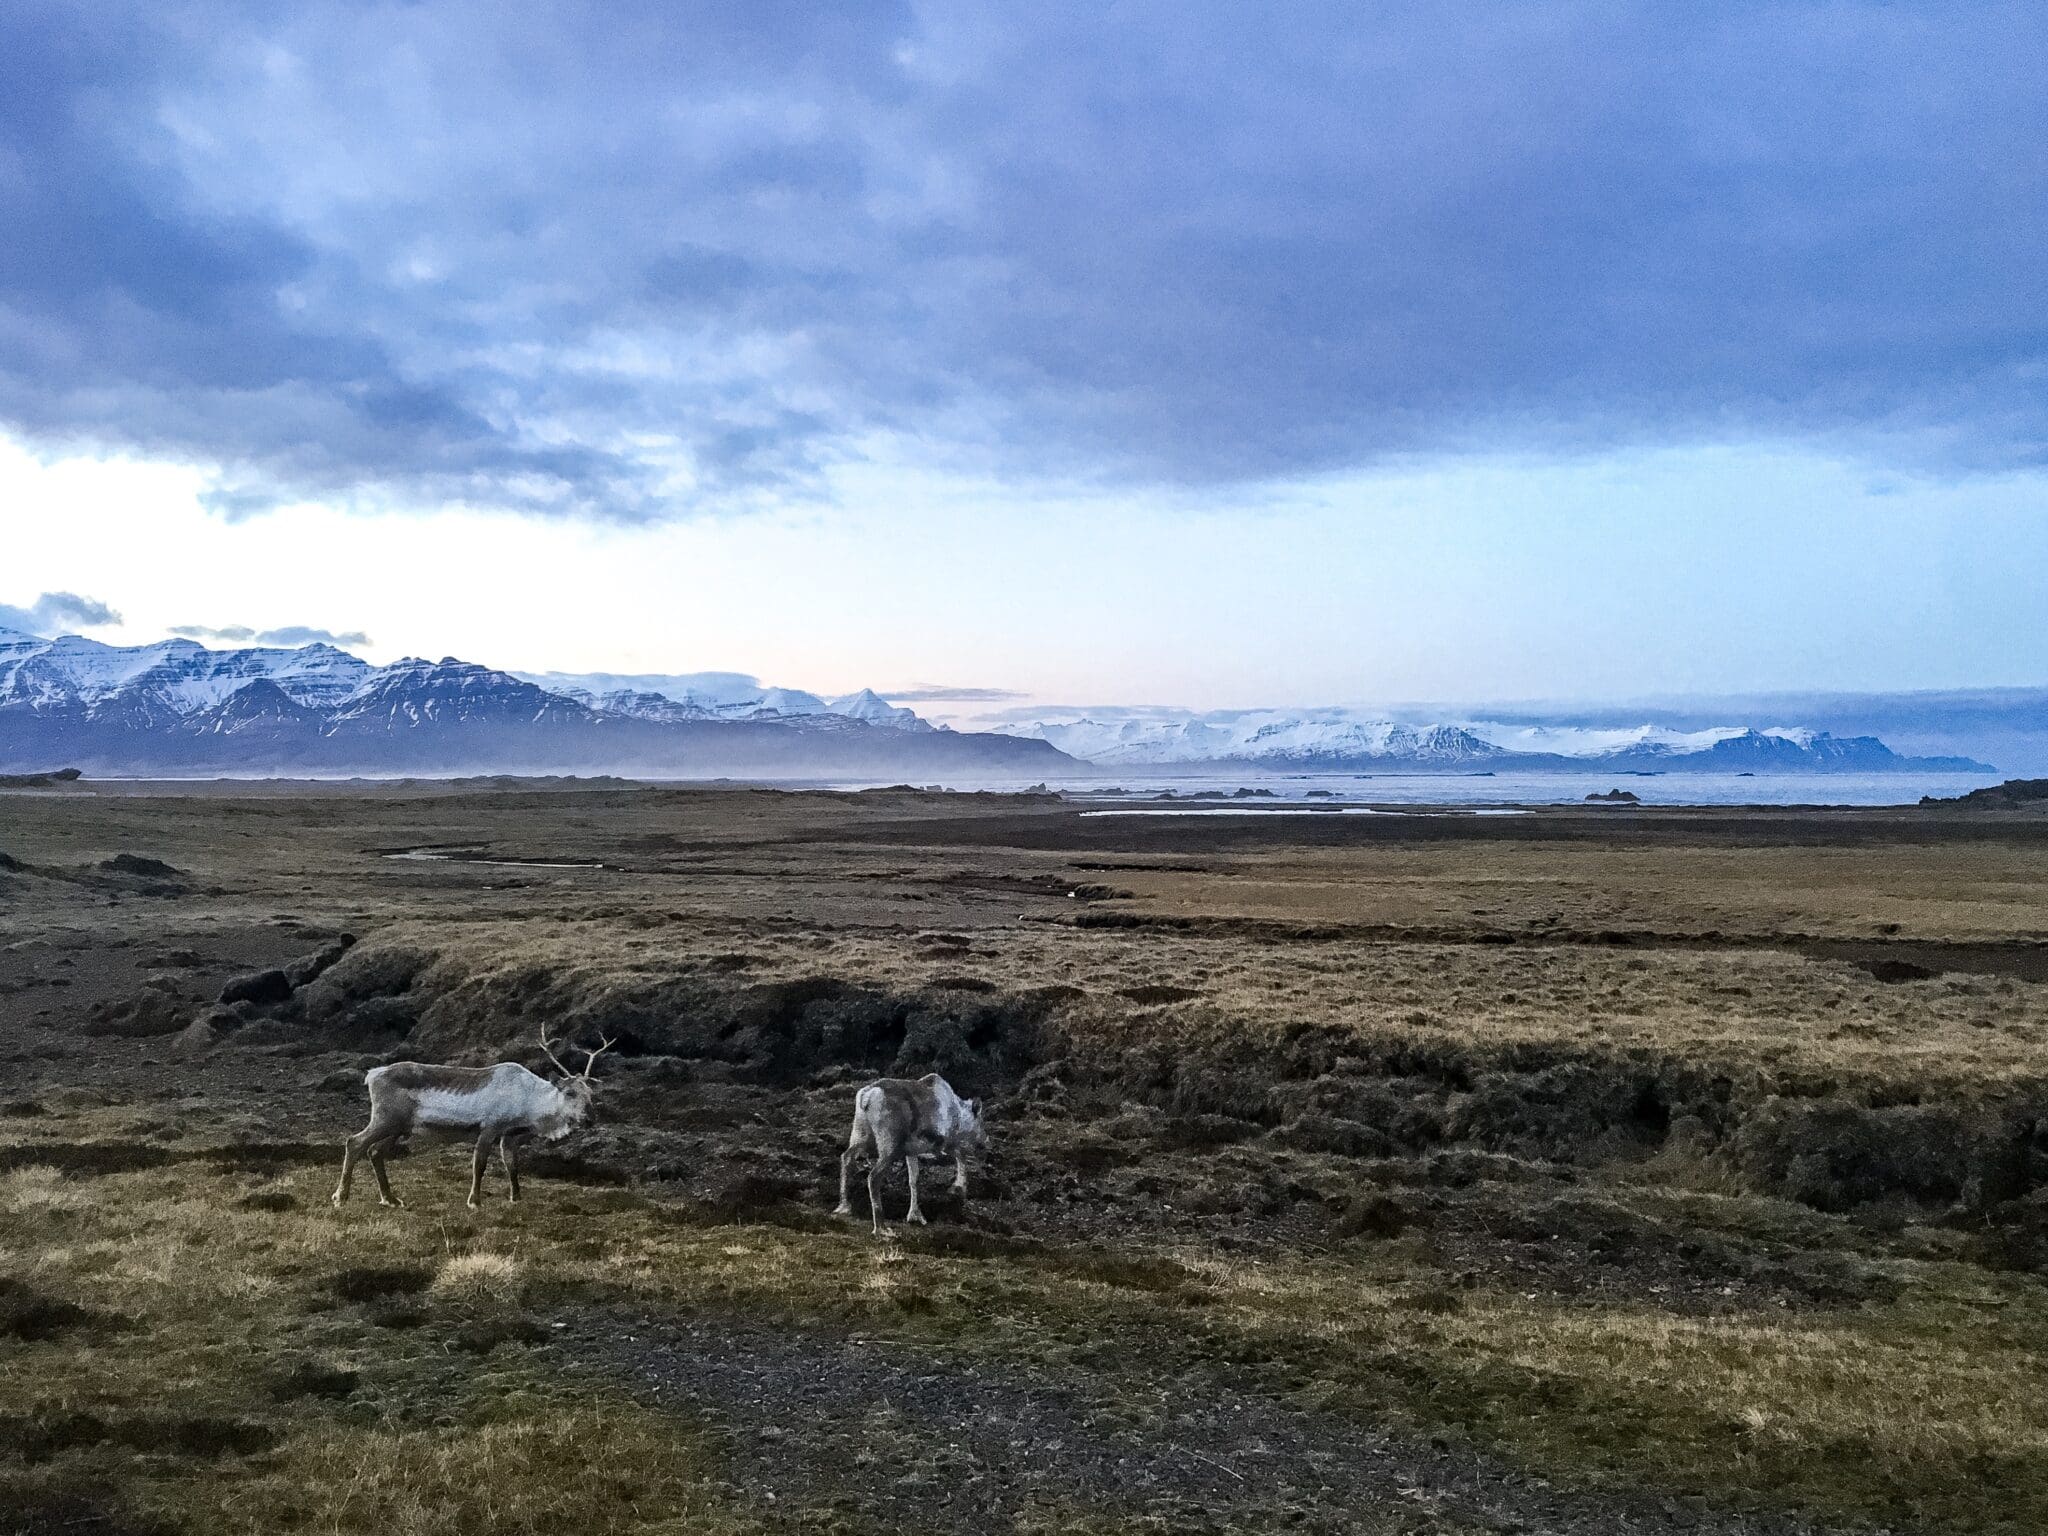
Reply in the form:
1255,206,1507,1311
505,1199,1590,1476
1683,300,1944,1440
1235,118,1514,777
967,1098,982,1117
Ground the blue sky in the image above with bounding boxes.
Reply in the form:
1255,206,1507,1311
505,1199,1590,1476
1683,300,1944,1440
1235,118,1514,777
2,2,2044,711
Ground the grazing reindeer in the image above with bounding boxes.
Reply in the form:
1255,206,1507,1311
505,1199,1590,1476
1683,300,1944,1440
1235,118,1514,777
835,1073,987,1234
331,1029,611,1209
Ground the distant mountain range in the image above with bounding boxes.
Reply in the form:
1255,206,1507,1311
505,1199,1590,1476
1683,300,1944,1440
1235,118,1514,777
0,625,2006,779
1000,708,1994,773
0,629,1070,778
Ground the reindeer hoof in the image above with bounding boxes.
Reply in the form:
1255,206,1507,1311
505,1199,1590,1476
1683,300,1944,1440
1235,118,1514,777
833,1202,853,1217
377,1198,403,1209
907,1212,928,1226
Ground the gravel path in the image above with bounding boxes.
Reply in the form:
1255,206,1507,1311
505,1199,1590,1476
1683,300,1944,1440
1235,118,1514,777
561,1309,1876,1536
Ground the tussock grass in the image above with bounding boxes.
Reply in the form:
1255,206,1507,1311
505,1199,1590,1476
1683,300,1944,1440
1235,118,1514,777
1,1165,94,1213
429,1250,524,1305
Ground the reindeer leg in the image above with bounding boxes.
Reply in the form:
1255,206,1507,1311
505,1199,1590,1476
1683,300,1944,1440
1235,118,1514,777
499,1133,525,1203
341,1111,404,1207
468,1132,496,1210
836,1146,859,1216
867,1137,896,1236
368,1139,402,1208
952,1144,969,1196
837,1122,876,1218
905,1152,926,1225
332,1132,366,1206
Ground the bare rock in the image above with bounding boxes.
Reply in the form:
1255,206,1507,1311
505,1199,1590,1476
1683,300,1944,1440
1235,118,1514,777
220,969,293,1007
283,935,357,988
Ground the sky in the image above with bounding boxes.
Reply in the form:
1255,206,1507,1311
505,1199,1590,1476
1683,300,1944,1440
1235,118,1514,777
3,2,2045,716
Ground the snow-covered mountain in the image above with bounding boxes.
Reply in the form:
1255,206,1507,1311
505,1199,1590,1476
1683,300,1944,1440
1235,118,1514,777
1002,708,1991,772
0,625,1998,778
328,657,599,730
516,668,934,731
0,631,374,716
1023,715,1500,766
0,632,1065,778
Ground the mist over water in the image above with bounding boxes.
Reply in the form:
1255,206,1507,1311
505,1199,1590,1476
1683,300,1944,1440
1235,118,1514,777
822,771,2004,807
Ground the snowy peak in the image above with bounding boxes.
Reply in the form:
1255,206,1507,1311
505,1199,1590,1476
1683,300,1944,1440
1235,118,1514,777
826,689,933,732
516,668,932,730
0,630,374,716
331,657,599,729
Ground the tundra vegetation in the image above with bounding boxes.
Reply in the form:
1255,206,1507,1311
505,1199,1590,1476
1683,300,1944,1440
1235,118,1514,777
2,782,2047,1533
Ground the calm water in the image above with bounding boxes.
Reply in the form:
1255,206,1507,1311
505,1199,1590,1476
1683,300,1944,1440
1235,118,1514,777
836,770,2001,807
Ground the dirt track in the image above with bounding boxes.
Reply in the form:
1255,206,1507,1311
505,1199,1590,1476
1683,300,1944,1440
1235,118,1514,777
567,1310,1838,1535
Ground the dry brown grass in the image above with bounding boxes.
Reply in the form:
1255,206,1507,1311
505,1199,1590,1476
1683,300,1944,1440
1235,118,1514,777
7,787,2048,1531
1114,840,2048,942
372,911,2048,1089
210,1413,751,1536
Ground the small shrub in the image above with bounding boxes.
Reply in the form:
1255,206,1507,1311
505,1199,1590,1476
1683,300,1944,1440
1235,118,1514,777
236,1187,299,1212
1334,1192,1420,1240
267,1359,360,1401
330,1265,433,1304
703,1169,806,1221
451,1314,546,1354
0,1277,98,1340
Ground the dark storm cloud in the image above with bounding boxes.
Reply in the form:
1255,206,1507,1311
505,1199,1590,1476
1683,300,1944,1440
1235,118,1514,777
1,2,2042,517
0,591,123,635
170,623,371,647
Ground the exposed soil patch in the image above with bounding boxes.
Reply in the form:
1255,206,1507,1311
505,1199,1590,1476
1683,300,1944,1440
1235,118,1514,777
1425,1193,1901,1312
1792,937,2048,985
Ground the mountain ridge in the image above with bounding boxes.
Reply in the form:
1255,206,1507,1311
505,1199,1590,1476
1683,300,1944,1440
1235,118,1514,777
0,634,1069,779
0,628,2001,778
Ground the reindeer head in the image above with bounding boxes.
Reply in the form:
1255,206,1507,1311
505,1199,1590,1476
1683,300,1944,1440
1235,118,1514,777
960,1095,989,1150
538,1028,613,1131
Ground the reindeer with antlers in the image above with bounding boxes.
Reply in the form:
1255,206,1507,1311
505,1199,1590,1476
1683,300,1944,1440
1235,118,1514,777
331,1028,612,1209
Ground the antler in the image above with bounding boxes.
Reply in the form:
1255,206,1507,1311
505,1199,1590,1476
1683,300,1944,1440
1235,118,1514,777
578,1035,616,1080
537,1026,576,1079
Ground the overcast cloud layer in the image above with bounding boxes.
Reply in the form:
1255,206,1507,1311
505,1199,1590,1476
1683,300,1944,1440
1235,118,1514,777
0,590,122,636
3,2,2043,518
